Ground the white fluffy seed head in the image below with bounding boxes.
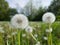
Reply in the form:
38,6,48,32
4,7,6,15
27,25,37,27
11,14,29,29
25,26,33,33
42,12,56,24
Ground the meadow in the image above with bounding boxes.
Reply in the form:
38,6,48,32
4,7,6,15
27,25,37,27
0,21,60,45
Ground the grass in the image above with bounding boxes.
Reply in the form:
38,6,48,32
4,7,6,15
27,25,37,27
0,21,60,45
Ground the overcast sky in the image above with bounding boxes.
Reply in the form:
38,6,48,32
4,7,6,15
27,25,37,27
6,0,53,8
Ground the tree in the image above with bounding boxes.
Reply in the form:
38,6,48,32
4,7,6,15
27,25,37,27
0,0,18,21
47,0,60,21
7,8,18,21
0,0,9,21
32,7,47,21
24,0,41,21
48,0,60,16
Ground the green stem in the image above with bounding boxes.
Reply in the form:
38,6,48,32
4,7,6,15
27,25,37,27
7,39,9,45
0,33,4,45
12,36,15,45
12,36,13,45
47,24,52,45
27,36,29,45
26,33,29,45
30,33,38,42
17,30,21,45
49,31,52,45
47,33,50,45
26,38,29,45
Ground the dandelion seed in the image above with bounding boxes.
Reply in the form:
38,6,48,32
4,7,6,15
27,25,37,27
7,35,11,38
37,25,41,28
46,28,52,33
12,32,17,36
43,37,48,40
25,26,33,33
33,27,36,30
46,29,50,32
49,28,52,32
0,27,5,33
42,12,56,24
0,26,3,30
0,30,5,33
22,34,26,37
35,41,40,45
34,34,38,38
11,14,29,29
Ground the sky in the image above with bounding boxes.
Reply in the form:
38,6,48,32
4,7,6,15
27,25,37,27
6,0,53,8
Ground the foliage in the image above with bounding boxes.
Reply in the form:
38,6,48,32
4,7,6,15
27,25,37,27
0,0,9,21
28,7,47,21
56,16,60,21
7,8,18,21
0,22,60,45
0,0,18,21
47,0,60,16
28,0,60,21
0,0,60,21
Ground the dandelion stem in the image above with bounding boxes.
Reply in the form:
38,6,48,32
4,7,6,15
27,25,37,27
4,33,8,45
0,33,4,45
27,35,29,45
12,36,15,45
28,39,29,45
17,30,21,45
30,33,38,42
47,24,52,45
7,39,9,45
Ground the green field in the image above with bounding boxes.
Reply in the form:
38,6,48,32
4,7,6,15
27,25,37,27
0,22,60,45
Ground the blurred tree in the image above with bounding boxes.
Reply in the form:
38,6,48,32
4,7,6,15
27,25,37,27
0,0,18,21
48,0,60,16
6,8,18,21
24,0,33,16
24,0,39,21
28,7,47,21
7,8,18,15
16,3,24,14
28,7,38,21
0,0,9,21
24,0,46,21
47,0,60,21
32,7,47,21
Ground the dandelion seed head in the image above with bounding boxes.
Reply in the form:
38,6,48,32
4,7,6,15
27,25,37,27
42,12,56,23
11,14,29,29
25,26,33,33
